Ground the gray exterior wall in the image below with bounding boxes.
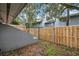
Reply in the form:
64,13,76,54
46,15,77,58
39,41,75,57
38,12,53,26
55,17,79,27
69,17,79,26
0,24,38,51
55,19,66,27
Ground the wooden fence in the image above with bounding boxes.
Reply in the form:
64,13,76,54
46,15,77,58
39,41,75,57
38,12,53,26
25,26,79,49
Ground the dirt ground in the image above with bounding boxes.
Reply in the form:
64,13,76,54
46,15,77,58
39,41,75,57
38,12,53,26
0,40,79,56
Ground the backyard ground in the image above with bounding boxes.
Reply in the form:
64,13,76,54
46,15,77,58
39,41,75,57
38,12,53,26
0,40,79,56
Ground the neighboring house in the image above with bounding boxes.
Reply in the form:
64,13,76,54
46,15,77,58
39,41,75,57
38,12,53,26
58,9,79,26
44,9,79,27
45,22,53,27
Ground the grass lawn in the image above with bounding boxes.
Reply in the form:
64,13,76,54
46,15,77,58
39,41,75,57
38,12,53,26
0,40,79,56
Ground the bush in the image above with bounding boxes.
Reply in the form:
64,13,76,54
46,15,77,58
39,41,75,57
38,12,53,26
11,20,20,25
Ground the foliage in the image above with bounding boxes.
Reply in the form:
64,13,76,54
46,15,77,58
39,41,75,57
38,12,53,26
11,17,21,25
25,23,33,28
15,4,66,27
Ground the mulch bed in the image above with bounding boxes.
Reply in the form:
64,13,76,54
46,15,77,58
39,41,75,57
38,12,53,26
0,40,79,56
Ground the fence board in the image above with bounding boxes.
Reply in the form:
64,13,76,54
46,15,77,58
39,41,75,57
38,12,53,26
25,26,79,49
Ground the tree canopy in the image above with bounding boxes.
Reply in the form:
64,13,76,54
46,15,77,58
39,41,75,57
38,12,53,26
14,3,79,27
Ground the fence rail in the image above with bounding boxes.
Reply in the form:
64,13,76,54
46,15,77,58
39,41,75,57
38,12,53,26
25,26,79,49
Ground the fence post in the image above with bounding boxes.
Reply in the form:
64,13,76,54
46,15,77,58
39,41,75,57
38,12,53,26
38,27,40,40
53,27,55,43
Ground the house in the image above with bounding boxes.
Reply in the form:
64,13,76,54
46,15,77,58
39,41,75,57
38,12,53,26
44,9,79,27
58,9,79,26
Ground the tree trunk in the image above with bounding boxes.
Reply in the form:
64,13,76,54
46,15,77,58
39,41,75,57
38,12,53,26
66,8,70,26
